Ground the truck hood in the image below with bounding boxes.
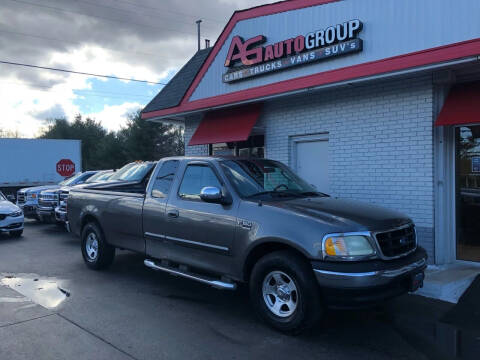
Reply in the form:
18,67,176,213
21,185,59,193
267,196,411,231
0,200,21,214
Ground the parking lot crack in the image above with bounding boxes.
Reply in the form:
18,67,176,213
0,313,56,329
56,313,139,360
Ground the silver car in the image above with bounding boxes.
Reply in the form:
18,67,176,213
0,191,24,237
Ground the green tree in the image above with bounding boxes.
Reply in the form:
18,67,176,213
39,111,184,171
40,115,115,170
119,110,184,162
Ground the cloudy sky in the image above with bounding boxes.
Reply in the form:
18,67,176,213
0,0,278,137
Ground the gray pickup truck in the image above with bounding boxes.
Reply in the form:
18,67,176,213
68,156,427,333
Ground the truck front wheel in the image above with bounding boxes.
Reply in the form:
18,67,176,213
81,222,115,270
249,250,323,334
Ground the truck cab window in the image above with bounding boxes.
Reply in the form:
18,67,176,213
178,164,221,200
151,161,179,198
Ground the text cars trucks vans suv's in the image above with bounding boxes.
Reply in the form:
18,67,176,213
68,157,427,333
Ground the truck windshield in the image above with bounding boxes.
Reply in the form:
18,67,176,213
59,173,84,186
109,163,154,182
85,171,113,183
220,159,324,199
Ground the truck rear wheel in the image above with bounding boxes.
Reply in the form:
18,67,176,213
249,250,323,334
81,222,115,270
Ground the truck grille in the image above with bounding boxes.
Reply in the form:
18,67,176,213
17,192,26,204
59,190,69,202
374,225,416,258
38,199,57,209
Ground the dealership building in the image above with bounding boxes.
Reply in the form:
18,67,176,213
142,0,480,270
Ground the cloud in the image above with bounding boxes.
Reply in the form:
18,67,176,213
0,0,279,137
84,102,143,132
29,103,66,120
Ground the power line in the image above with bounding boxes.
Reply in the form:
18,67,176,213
4,80,157,99
61,0,221,30
111,0,226,24
0,60,167,85
0,28,190,62
6,0,213,40
0,28,157,58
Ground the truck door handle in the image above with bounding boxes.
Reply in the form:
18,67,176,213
167,209,179,218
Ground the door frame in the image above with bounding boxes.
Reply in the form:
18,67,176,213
289,132,329,172
434,82,480,265
452,124,480,266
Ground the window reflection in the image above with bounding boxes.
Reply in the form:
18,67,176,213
456,126,480,262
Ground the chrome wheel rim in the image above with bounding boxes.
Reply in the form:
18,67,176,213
85,232,99,261
262,271,298,318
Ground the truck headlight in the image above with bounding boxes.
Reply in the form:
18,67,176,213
322,234,375,259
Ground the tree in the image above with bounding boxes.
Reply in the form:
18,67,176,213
38,111,184,171
40,115,118,170
118,110,184,162
0,128,21,138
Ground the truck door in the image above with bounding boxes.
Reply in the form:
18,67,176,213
161,161,237,276
143,160,180,259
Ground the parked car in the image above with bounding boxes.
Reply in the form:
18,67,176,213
55,170,115,224
36,171,97,222
68,157,427,333
0,191,24,237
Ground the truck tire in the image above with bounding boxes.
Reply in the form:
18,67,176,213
249,250,323,334
10,230,23,238
81,222,115,270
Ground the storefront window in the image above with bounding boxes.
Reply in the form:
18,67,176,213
209,135,264,158
456,126,480,262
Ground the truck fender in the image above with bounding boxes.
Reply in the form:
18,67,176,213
242,237,313,282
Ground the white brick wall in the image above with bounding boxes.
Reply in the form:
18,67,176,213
185,75,435,259
184,114,209,156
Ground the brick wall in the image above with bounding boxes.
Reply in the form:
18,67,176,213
185,75,436,260
184,114,209,156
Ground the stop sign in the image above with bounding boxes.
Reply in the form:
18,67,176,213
56,159,75,177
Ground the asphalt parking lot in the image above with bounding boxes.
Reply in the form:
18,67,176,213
0,220,431,360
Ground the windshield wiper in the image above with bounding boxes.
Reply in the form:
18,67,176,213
247,190,305,198
300,191,329,197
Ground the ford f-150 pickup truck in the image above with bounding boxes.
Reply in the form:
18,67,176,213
68,156,427,333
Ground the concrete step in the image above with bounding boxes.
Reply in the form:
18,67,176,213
416,264,480,303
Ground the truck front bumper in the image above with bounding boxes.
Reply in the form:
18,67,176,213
18,204,37,218
312,247,427,307
55,208,67,223
37,206,56,218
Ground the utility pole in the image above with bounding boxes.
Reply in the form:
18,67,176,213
196,19,202,51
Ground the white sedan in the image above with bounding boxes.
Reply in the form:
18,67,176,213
0,191,24,237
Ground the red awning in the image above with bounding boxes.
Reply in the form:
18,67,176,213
435,82,480,126
188,103,263,146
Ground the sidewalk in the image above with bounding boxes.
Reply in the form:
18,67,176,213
390,276,480,360
0,285,131,360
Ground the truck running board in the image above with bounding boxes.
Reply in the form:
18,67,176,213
144,259,236,290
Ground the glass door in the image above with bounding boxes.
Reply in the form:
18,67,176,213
456,125,480,262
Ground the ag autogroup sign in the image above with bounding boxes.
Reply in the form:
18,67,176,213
223,19,363,83
56,159,75,177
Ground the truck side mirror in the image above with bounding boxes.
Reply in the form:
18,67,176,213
200,187,222,203
200,186,232,205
